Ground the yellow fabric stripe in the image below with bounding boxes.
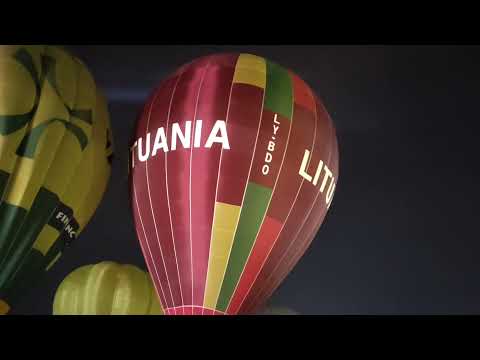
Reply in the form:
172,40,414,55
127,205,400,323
233,54,267,89
32,224,59,255
203,202,241,309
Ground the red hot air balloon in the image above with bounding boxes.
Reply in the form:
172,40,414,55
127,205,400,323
130,53,339,315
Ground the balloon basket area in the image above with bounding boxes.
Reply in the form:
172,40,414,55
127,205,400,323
163,306,227,315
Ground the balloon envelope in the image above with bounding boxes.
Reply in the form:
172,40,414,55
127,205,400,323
53,262,162,315
0,45,113,314
130,53,339,315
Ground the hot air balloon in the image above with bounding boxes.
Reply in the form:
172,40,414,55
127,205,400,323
0,45,113,315
130,53,339,315
53,262,163,315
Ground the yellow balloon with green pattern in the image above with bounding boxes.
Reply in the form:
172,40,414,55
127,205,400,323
0,45,113,314
53,262,163,315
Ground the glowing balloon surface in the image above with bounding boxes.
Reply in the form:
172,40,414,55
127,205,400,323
130,53,339,315
53,262,162,315
0,45,113,314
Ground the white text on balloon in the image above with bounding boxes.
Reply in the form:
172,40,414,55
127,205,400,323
298,149,336,207
131,120,230,168
262,114,281,176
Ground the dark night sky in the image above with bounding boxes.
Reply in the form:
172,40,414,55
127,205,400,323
12,45,480,315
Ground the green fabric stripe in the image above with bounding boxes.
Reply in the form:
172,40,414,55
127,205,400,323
2,208,77,305
41,55,57,89
15,120,53,158
0,167,79,303
1,249,45,304
0,111,35,136
0,170,10,199
64,121,89,150
0,188,59,290
14,48,42,94
0,203,27,265
264,61,293,119
216,183,272,311
16,118,89,158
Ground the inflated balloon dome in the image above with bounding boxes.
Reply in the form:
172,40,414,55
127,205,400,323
130,53,339,315
53,262,162,315
0,45,113,314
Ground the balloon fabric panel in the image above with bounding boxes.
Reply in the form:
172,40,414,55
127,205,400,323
251,119,339,313
215,62,294,312
238,99,336,313
53,262,163,315
0,45,112,312
130,53,338,315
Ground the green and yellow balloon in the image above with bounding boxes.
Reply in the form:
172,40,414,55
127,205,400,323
53,262,163,315
0,45,113,315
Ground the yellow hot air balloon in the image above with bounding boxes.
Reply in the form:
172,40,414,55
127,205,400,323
53,262,163,315
0,45,113,314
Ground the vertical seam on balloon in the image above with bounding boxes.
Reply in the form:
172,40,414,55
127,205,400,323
132,186,166,311
189,62,210,311
238,93,318,314
214,78,266,312
225,110,294,313
165,305,226,315
245,100,334,313
164,74,185,314
144,82,176,308
257,116,337,310
201,55,239,315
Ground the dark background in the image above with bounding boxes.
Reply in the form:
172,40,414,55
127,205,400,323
11,45,480,315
